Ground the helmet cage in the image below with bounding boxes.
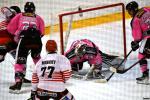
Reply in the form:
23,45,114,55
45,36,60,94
75,44,87,56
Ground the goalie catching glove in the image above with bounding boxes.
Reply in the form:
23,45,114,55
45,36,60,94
131,41,139,51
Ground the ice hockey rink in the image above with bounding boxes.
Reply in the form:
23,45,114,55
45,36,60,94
0,0,150,100
1,20,150,100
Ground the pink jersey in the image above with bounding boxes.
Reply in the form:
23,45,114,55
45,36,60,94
65,39,102,65
32,53,72,92
7,13,45,43
131,7,150,41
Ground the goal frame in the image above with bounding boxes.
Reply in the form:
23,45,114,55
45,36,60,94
58,3,126,57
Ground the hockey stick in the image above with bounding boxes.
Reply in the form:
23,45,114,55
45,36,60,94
82,65,95,80
95,49,133,83
116,57,145,74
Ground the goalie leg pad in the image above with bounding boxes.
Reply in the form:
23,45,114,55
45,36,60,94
71,62,83,71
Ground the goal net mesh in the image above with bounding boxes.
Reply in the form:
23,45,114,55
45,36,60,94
59,3,126,58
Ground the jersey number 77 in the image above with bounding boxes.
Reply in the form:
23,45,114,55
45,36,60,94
41,66,55,78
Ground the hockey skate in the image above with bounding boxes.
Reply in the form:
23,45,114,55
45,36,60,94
9,82,22,94
23,78,31,86
136,70,149,85
23,78,31,83
92,70,105,79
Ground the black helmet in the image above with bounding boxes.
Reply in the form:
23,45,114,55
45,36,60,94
10,6,21,14
126,1,138,11
24,2,35,13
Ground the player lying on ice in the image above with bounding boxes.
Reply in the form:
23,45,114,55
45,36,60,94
0,6,31,83
64,39,123,80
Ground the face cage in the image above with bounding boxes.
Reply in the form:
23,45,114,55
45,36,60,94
76,45,87,56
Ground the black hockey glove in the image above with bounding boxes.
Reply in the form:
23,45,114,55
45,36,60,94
131,41,139,51
27,90,37,100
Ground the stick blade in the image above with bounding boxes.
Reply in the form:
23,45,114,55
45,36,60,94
94,79,108,83
116,69,125,74
109,66,117,73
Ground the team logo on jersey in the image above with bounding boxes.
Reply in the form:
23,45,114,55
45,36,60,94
17,57,26,63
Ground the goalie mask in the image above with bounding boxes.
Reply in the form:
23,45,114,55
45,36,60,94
75,43,87,56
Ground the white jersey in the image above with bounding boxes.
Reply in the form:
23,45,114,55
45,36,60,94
32,53,72,92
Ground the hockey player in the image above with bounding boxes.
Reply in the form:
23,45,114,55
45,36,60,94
0,6,31,83
65,39,109,79
0,6,21,62
126,1,150,84
28,40,75,100
7,2,45,93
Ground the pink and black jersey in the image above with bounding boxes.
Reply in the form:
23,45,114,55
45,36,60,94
7,13,45,43
131,7,150,41
65,39,102,66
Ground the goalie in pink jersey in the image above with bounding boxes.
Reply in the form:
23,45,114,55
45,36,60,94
126,1,150,84
65,39,120,79
7,2,45,93
29,40,75,100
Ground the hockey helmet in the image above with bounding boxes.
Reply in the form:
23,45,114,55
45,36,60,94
46,40,57,53
10,6,21,14
24,2,35,13
126,1,138,11
75,43,87,56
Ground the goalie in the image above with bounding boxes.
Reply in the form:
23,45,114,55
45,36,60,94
64,39,122,79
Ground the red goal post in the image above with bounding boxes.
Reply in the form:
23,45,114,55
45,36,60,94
59,3,126,58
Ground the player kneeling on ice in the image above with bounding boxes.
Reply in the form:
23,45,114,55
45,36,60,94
28,40,75,100
64,39,121,80
126,1,150,84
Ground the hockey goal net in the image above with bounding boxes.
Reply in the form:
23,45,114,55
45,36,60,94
59,3,126,58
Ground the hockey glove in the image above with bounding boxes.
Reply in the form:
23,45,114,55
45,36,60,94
131,41,139,51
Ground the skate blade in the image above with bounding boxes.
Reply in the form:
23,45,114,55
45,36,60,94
136,81,150,85
143,97,150,100
9,89,21,94
22,83,31,87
